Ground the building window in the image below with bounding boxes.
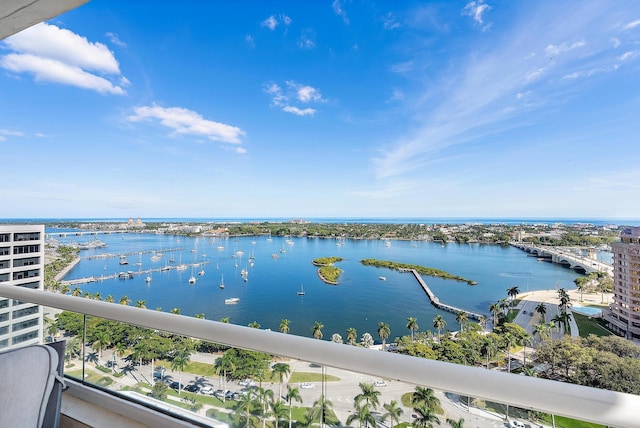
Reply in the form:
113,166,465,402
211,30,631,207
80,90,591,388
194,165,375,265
12,257,40,267
12,244,40,255
0,273,8,282
0,326,7,335
0,260,8,269
12,269,39,280
19,281,39,290
12,306,39,319
11,330,38,345
0,247,9,256
0,339,7,349
12,318,38,332
0,299,7,309
13,232,40,241
0,313,8,322
0,234,9,243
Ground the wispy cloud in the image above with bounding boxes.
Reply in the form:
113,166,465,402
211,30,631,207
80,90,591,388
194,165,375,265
375,3,640,180
263,80,325,116
623,19,640,30
298,29,316,49
0,23,127,95
245,34,255,48
462,1,492,30
105,32,126,48
383,13,400,30
333,0,349,24
261,14,292,31
128,104,246,145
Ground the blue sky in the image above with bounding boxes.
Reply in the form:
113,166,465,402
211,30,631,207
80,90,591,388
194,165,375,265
1,1,640,219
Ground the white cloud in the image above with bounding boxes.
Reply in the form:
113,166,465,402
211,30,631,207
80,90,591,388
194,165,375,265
333,0,349,24
261,15,278,30
610,37,621,48
261,14,292,31
623,19,640,30
298,30,316,49
128,105,246,144
1,23,126,94
545,40,586,57
524,67,545,82
0,129,25,137
383,13,400,30
462,1,492,27
105,32,126,48
620,51,639,61
391,61,413,73
264,81,324,116
245,34,255,48
388,88,405,102
283,106,316,116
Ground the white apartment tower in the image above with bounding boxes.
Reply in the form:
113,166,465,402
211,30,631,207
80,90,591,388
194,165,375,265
0,224,44,350
605,226,640,339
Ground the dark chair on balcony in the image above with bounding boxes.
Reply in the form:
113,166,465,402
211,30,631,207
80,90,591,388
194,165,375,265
0,343,65,428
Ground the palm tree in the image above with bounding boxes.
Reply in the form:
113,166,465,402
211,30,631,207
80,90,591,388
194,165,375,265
331,333,343,343
381,400,403,428
480,336,498,369
271,363,290,402
271,400,288,428
91,331,111,360
215,352,236,402
171,307,181,314
406,317,419,341
535,302,547,321
557,288,570,311
432,315,446,341
72,287,82,297
355,382,381,410
446,417,464,428
135,300,147,309
285,385,303,428
279,319,291,334
489,302,501,327
194,313,205,319
411,386,441,414
534,323,552,344
257,387,274,428
346,327,357,345
499,298,510,316
507,285,520,305
346,401,377,428
249,321,261,329
105,294,114,303
455,311,468,333
312,321,324,340
170,354,189,394
412,403,440,428
119,295,130,305
309,394,336,428
220,317,230,323
235,390,258,428
502,333,519,373
65,336,82,362
377,322,391,351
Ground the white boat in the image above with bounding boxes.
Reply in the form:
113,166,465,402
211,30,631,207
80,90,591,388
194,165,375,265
379,276,386,281
297,284,305,296
219,274,224,289
188,275,196,284
225,297,239,304
198,267,205,276
145,273,152,283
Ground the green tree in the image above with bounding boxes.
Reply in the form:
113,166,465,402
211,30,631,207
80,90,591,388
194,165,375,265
406,317,419,341
119,295,130,305
377,322,391,351
135,300,147,309
309,395,338,428
249,321,261,329
489,302,501,327
285,385,303,428
411,386,442,414
446,417,464,428
170,354,189,395
312,321,324,340
215,352,237,402
433,315,446,341
346,402,377,428
455,311,468,333
412,403,440,428
149,381,168,400
381,400,404,428
91,331,111,360
346,327,358,345
271,400,288,428
279,319,291,334
271,363,290,402
355,382,381,410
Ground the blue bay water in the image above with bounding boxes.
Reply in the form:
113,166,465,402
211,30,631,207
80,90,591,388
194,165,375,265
56,232,586,342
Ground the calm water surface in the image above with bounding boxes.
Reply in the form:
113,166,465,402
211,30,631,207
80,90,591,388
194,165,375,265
55,232,584,342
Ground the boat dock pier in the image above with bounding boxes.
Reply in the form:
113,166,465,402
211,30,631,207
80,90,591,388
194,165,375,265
408,269,484,321
84,247,185,260
60,261,210,286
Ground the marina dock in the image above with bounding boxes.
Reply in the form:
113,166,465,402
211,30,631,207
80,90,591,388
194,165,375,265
408,269,484,321
84,247,185,260
60,261,210,286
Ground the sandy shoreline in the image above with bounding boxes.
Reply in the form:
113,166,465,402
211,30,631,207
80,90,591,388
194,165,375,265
518,288,611,307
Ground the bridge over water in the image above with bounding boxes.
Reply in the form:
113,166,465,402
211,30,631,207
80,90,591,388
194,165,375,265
510,242,613,276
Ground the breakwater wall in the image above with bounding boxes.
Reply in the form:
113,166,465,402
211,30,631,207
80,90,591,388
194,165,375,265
408,269,484,321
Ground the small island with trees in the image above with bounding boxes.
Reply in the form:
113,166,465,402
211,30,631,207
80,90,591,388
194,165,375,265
312,257,344,285
360,259,477,285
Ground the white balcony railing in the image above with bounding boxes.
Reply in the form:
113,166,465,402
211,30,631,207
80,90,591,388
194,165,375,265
1,284,639,428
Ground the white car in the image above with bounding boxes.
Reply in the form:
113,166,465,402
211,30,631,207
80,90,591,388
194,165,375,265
299,382,314,389
374,380,387,387
510,421,525,428
200,386,214,395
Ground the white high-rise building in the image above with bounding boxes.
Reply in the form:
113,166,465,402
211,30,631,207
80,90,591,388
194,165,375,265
0,224,44,350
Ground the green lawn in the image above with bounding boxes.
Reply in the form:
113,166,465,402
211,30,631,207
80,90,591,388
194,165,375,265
572,312,612,337
288,372,340,383
539,414,605,428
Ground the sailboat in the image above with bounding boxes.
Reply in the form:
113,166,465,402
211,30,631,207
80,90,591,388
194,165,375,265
145,271,152,283
219,274,224,289
136,252,143,266
297,284,305,296
188,266,196,284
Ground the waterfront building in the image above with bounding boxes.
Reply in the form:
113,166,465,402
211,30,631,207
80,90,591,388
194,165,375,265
605,227,640,339
0,224,44,350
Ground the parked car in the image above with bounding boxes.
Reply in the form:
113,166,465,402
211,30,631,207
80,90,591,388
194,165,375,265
184,384,200,393
169,381,184,391
225,390,235,400
214,389,225,399
200,386,213,395
238,379,254,387
374,380,387,387
299,382,314,389
510,421,526,428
